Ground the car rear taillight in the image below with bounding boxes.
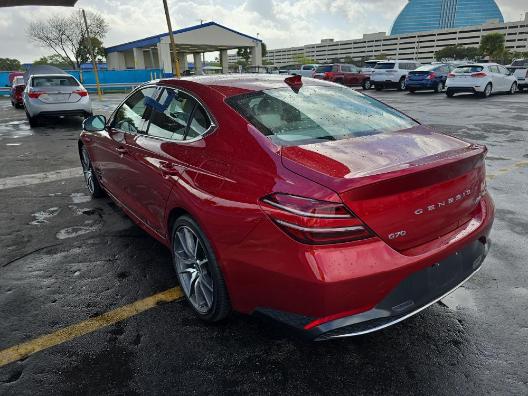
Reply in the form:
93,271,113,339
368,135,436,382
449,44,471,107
447,73,455,78
73,89,89,97
28,90,43,99
324,72,334,79
260,193,373,245
471,72,487,78
426,72,437,80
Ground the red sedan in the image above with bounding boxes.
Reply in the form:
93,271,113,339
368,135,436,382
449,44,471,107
80,75,494,340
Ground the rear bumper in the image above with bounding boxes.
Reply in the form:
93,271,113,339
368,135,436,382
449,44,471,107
446,86,478,94
406,80,437,89
256,236,490,340
25,97,92,117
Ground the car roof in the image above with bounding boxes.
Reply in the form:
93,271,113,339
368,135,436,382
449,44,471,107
161,74,337,97
30,74,76,78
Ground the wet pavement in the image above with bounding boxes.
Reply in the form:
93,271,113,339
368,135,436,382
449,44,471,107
0,90,527,395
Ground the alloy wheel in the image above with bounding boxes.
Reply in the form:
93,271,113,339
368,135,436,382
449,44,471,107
81,147,95,194
174,226,214,313
485,84,492,97
510,83,517,94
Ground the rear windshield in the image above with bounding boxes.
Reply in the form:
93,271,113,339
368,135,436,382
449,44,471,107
12,76,24,86
454,66,483,73
364,62,378,68
227,86,417,146
315,65,333,73
32,76,79,87
374,63,395,70
414,65,437,71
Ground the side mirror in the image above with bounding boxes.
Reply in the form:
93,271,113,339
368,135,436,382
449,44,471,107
83,115,107,132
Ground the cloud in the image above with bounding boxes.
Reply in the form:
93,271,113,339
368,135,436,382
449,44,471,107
0,0,525,63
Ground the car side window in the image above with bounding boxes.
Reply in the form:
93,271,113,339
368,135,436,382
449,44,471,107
341,66,350,72
147,89,197,141
332,65,339,72
498,66,509,75
489,65,499,73
112,87,157,133
187,105,212,140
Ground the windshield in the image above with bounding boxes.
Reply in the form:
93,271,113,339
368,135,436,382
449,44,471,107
374,63,395,70
227,86,418,146
454,66,484,73
511,59,528,67
32,76,79,87
315,65,333,73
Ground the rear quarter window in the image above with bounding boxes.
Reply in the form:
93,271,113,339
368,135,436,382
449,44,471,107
375,63,395,70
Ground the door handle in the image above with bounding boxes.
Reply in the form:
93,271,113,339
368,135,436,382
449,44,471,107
159,162,180,176
116,146,128,154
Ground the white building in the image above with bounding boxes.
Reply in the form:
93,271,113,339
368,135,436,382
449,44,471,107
107,22,262,74
235,14,528,66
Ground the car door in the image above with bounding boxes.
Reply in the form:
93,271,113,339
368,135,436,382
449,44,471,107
123,87,213,235
348,65,360,85
488,65,503,91
498,65,514,91
94,86,158,207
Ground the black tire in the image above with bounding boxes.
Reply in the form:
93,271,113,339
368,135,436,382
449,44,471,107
25,111,40,127
375,84,383,91
11,100,15,107
518,86,525,93
397,78,406,91
434,82,443,93
80,145,105,198
446,89,455,98
171,215,231,322
362,79,371,90
480,83,492,98
509,82,517,95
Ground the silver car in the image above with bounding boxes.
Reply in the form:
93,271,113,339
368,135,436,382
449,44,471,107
23,74,92,127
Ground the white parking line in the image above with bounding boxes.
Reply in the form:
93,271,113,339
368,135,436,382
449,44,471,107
0,168,83,190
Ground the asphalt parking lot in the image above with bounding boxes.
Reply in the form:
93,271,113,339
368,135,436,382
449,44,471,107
1,88,527,395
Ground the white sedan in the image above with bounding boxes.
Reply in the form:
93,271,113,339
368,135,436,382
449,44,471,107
446,63,518,98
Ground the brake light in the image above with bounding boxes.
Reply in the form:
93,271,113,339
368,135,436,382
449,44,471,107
426,72,437,80
447,73,455,78
73,89,89,97
471,72,487,78
324,72,334,79
28,91,43,99
260,193,374,245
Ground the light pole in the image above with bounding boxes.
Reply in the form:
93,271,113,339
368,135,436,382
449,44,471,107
162,0,180,77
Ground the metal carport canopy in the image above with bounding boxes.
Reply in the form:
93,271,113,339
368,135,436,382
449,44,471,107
0,0,77,6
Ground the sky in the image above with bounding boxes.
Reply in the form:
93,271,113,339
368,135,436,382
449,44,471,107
0,0,526,63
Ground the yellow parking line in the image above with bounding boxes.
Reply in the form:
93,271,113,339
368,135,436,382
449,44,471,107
487,160,528,181
0,287,183,368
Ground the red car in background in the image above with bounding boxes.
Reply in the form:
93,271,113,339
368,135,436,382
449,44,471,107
10,75,25,108
80,75,494,340
313,64,373,89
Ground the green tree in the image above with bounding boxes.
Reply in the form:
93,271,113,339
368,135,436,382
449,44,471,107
33,54,71,69
76,37,106,65
434,44,482,61
236,48,251,67
0,58,21,71
479,33,505,61
293,54,316,65
261,42,267,58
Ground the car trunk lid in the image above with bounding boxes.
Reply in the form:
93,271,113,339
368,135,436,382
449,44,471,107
280,125,486,251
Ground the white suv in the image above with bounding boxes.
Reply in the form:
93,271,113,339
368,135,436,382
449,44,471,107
371,60,421,91
446,63,518,98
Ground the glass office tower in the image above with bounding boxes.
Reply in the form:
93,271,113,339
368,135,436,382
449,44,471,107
390,0,504,35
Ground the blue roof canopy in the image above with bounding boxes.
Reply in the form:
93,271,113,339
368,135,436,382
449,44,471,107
106,21,261,53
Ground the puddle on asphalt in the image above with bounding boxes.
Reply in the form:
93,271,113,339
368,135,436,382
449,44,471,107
71,192,91,204
30,207,61,225
0,120,33,139
56,221,102,239
441,287,477,310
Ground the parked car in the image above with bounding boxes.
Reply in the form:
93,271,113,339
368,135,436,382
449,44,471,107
405,63,454,93
23,73,92,127
506,59,528,92
244,66,280,74
289,64,320,77
79,74,494,340
371,60,421,91
10,76,25,108
361,59,383,76
279,64,301,75
446,63,518,98
313,64,372,89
